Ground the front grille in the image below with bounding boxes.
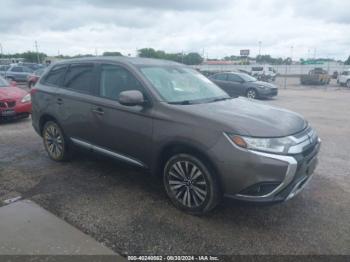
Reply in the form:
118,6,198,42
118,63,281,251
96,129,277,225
288,126,319,154
0,101,16,108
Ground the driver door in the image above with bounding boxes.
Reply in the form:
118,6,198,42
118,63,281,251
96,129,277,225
90,63,154,168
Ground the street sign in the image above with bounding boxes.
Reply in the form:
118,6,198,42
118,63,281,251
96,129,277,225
240,49,250,56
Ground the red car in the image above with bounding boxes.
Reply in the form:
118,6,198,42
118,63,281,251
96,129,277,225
0,76,32,120
27,68,45,88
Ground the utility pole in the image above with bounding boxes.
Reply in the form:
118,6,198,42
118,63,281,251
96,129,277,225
258,41,262,56
35,41,40,64
0,43,3,57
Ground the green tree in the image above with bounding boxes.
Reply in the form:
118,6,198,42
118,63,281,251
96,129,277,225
183,52,203,65
102,51,123,56
345,56,350,65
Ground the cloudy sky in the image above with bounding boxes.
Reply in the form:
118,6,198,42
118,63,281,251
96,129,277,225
1,0,349,60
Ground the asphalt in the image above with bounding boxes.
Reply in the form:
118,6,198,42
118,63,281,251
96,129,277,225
0,79,349,255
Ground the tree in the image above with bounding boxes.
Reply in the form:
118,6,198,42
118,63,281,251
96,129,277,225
345,56,350,65
183,52,203,65
102,51,123,56
137,48,203,65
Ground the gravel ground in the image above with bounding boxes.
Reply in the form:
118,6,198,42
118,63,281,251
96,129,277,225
0,79,349,255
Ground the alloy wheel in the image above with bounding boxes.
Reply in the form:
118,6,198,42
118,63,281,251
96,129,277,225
44,124,64,160
166,160,208,208
247,89,257,99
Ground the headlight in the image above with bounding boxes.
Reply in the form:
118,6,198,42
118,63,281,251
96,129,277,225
258,85,269,89
21,93,31,103
226,134,295,154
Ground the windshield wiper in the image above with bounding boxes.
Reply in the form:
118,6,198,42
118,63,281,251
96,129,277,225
210,97,234,102
168,100,193,105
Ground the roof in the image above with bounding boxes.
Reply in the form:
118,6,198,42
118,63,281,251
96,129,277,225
54,56,182,67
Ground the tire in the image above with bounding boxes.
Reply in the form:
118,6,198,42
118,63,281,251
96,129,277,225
163,153,220,215
28,82,34,89
347,80,350,88
246,88,258,99
6,76,14,81
42,121,71,161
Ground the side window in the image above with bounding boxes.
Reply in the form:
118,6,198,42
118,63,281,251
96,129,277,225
44,64,68,86
63,64,94,93
215,74,227,81
227,74,242,82
12,67,23,72
99,64,144,100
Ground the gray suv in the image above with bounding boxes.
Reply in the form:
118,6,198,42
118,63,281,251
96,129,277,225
31,57,321,214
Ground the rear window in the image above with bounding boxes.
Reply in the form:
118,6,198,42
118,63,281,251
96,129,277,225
43,64,68,86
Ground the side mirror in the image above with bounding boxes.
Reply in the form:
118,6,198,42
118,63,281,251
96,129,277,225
10,81,17,87
118,90,145,106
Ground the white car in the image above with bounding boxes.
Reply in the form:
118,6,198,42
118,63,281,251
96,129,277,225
338,69,350,87
250,66,277,81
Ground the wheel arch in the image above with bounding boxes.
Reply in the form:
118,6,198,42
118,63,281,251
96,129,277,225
154,141,222,187
39,114,59,136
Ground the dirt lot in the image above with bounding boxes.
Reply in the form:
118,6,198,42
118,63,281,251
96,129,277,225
0,79,349,255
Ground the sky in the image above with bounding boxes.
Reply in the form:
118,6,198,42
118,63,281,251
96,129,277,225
0,0,349,60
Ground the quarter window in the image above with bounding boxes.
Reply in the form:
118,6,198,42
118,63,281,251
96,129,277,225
63,64,94,93
99,64,144,100
44,64,68,86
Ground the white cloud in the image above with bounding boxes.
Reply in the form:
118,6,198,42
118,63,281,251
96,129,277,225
0,0,349,60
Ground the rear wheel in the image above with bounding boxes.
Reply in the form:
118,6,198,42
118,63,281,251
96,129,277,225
246,88,257,99
163,153,220,215
42,121,71,161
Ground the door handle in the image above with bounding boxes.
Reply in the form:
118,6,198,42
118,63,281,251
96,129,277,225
91,107,104,115
57,98,63,105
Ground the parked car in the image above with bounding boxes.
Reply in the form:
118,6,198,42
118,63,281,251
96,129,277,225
0,65,10,76
209,72,278,99
300,68,330,85
19,62,45,71
250,66,277,81
0,76,32,120
5,65,34,82
338,69,350,87
31,57,320,215
27,68,45,88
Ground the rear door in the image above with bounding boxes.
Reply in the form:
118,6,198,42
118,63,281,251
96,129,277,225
56,63,99,144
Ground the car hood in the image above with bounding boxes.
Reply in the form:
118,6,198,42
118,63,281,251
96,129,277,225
0,86,28,101
176,98,307,137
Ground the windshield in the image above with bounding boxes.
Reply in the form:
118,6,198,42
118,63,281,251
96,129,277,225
240,73,257,82
139,66,229,104
0,77,9,87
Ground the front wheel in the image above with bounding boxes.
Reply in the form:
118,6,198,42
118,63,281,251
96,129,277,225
42,121,71,161
163,154,220,215
246,88,257,99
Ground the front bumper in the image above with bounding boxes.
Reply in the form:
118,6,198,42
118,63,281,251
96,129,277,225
0,102,32,120
259,88,278,97
208,133,321,203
